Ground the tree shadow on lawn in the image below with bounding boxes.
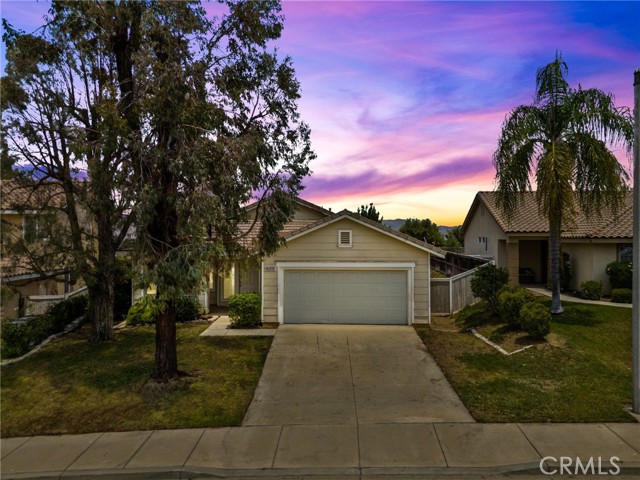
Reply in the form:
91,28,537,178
546,301,602,326
455,302,496,329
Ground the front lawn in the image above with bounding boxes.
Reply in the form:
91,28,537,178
1,323,271,437
416,299,636,422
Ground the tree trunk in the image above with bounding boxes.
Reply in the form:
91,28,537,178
149,166,180,381
549,216,564,315
89,283,115,342
152,299,178,381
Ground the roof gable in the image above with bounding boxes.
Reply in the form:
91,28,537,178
283,209,446,258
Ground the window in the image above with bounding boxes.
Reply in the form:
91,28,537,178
478,236,488,251
23,214,49,242
337,230,352,247
619,244,633,264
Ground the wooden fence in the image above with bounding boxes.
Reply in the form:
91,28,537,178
26,286,88,316
430,262,492,315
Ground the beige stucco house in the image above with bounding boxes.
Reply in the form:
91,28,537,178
201,198,445,325
461,191,633,293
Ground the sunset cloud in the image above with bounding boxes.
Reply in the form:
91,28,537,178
2,1,637,225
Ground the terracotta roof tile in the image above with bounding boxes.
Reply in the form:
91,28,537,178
1,180,66,211
235,219,319,248
468,191,633,239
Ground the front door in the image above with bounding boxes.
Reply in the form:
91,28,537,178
239,268,260,294
217,265,236,305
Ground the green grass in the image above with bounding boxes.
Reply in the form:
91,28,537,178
416,299,636,423
1,323,272,437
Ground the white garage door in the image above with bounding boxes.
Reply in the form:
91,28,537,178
283,270,408,324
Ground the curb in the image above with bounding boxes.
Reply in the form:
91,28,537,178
3,463,640,480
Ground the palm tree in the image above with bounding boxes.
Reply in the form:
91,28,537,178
493,53,633,314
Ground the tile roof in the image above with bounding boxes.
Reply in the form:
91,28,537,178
1,180,66,211
282,209,447,258
1,253,69,282
235,219,319,248
244,197,333,216
463,191,633,239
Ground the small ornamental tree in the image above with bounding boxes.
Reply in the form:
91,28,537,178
470,264,509,315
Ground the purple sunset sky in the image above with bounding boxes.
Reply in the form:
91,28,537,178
2,1,638,225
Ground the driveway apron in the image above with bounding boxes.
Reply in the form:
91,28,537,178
243,324,474,425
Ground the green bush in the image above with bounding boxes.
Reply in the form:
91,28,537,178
176,296,202,323
1,295,88,358
497,285,534,329
605,262,632,289
519,302,551,339
611,288,633,304
125,296,160,325
228,293,261,328
46,295,88,331
580,280,603,300
470,264,509,315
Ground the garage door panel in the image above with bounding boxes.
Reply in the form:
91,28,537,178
284,270,407,325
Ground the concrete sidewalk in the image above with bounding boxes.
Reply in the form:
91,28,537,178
2,423,639,479
527,287,633,308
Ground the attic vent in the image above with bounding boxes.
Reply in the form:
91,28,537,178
337,230,352,247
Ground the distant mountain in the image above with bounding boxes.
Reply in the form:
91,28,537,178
382,219,405,231
382,219,456,235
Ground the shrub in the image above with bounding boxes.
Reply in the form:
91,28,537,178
176,296,201,323
497,285,534,329
46,295,88,332
611,288,633,304
228,293,261,328
470,264,509,315
580,280,603,300
1,295,88,358
1,320,39,358
125,296,160,325
605,262,632,289
519,302,551,339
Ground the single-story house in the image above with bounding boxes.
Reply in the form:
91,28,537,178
135,198,446,325
460,191,633,293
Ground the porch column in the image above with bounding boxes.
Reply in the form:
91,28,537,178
507,239,519,285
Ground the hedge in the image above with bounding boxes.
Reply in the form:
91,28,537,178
1,294,88,358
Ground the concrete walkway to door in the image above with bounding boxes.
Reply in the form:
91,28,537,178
243,324,474,426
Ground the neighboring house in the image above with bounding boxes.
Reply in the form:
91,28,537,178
1,180,83,319
135,198,446,325
460,191,633,292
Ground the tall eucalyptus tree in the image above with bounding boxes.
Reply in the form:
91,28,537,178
3,1,314,381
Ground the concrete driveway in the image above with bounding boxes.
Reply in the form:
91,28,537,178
243,324,474,425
